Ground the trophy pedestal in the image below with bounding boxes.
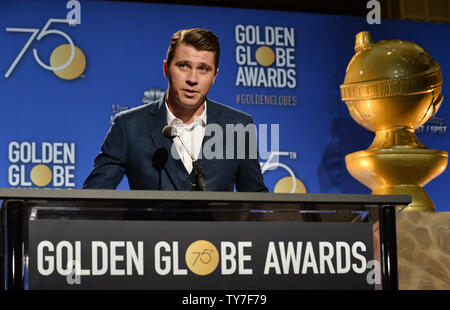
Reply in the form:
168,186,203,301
345,147,448,212
372,185,434,212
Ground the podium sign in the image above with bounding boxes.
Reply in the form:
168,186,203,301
0,189,410,290
29,220,374,290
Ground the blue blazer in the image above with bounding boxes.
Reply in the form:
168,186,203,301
83,96,268,192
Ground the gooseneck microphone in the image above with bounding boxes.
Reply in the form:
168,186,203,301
162,124,207,191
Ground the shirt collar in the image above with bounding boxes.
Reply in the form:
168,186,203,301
165,98,207,127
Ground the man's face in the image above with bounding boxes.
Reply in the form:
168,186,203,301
164,43,218,112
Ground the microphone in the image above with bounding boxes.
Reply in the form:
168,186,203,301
152,148,169,190
162,124,177,139
162,124,207,191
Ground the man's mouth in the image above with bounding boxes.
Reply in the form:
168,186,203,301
182,89,198,96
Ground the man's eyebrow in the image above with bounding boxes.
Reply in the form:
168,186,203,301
174,60,212,68
197,62,213,69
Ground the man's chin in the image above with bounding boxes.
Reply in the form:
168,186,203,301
179,97,205,109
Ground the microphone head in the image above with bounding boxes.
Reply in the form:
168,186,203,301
162,124,177,139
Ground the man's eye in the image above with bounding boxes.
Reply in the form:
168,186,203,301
178,63,188,69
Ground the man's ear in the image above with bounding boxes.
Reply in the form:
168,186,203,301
163,60,169,78
213,68,219,84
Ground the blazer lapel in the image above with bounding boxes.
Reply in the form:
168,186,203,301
197,99,222,175
147,96,186,190
148,97,170,151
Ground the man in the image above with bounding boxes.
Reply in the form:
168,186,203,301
83,28,267,192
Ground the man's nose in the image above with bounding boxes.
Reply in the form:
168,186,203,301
186,70,198,86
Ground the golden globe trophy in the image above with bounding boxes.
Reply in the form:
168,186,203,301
340,31,448,212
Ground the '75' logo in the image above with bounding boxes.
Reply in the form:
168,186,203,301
5,18,86,80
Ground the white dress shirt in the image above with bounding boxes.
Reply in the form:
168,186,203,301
165,101,207,174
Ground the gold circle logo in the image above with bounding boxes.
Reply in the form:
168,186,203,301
30,164,52,187
50,44,86,80
274,177,307,193
255,46,275,66
185,240,219,276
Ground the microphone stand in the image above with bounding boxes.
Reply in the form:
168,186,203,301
176,135,207,191
192,160,207,191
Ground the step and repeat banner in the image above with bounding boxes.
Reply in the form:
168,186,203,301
0,0,448,210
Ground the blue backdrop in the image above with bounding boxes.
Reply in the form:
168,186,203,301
0,0,448,210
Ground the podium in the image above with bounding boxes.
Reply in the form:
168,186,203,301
0,189,410,290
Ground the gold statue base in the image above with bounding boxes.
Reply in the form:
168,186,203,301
345,147,448,212
372,185,434,212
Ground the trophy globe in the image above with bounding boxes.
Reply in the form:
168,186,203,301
340,31,448,212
